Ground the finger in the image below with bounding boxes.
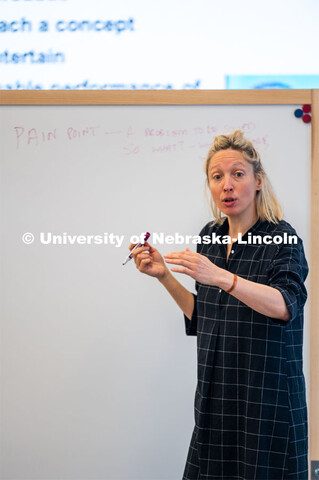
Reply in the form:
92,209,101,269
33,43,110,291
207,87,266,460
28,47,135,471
170,266,195,278
138,257,152,272
143,241,156,253
137,252,151,260
164,257,194,269
140,257,151,266
164,251,190,259
129,242,155,256
131,246,150,257
135,252,150,268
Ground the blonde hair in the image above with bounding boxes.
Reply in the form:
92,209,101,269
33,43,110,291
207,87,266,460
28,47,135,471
204,130,283,224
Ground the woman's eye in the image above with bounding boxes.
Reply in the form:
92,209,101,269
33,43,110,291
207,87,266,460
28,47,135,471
212,174,221,180
235,172,244,177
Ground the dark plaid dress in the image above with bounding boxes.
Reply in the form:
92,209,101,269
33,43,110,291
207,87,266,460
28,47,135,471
183,218,308,480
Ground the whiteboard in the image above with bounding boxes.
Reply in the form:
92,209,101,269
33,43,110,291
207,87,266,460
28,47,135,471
0,103,311,479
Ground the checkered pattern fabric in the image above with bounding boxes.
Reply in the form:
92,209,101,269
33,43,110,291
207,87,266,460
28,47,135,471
183,219,308,480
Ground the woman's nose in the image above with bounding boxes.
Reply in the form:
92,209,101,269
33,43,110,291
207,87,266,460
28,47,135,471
223,176,233,191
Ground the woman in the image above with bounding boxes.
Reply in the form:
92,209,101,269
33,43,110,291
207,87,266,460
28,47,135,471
130,130,308,480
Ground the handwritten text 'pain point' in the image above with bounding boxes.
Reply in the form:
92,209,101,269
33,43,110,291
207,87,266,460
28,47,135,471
14,126,101,149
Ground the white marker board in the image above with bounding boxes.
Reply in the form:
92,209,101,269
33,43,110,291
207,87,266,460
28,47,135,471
0,91,315,479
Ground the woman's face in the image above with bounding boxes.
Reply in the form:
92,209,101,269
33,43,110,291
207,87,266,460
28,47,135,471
208,149,261,222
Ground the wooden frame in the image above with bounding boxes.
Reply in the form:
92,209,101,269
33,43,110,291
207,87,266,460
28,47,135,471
1,89,318,469
0,89,313,105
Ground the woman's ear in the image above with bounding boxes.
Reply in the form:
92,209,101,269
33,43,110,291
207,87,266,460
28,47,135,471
256,174,262,191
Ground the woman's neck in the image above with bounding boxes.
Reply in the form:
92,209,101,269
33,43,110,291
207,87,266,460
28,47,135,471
227,213,258,239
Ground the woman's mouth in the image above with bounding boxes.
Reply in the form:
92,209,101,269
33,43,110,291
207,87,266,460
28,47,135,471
222,197,236,207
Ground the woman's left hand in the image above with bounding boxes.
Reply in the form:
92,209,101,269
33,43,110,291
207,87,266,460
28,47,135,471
163,248,221,285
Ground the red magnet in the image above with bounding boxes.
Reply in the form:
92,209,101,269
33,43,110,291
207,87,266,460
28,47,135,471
302,114,311,124
302,104,311,113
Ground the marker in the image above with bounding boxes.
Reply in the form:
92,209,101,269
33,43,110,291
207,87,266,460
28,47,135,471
122,232,151,266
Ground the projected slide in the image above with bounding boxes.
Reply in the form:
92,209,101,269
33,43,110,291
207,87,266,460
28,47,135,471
0,0,318,90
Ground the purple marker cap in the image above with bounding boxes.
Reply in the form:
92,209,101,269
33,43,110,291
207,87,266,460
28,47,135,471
144,232,151,242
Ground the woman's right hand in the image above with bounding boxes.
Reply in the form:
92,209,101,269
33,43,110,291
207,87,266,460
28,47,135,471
129,241,169,280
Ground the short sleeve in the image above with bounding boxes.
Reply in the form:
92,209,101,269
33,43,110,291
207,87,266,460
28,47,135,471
267,238,308,323
184,291,198,336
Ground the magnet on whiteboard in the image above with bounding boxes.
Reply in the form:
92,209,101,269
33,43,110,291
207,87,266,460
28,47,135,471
302,114,311,123
294,108,303,118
